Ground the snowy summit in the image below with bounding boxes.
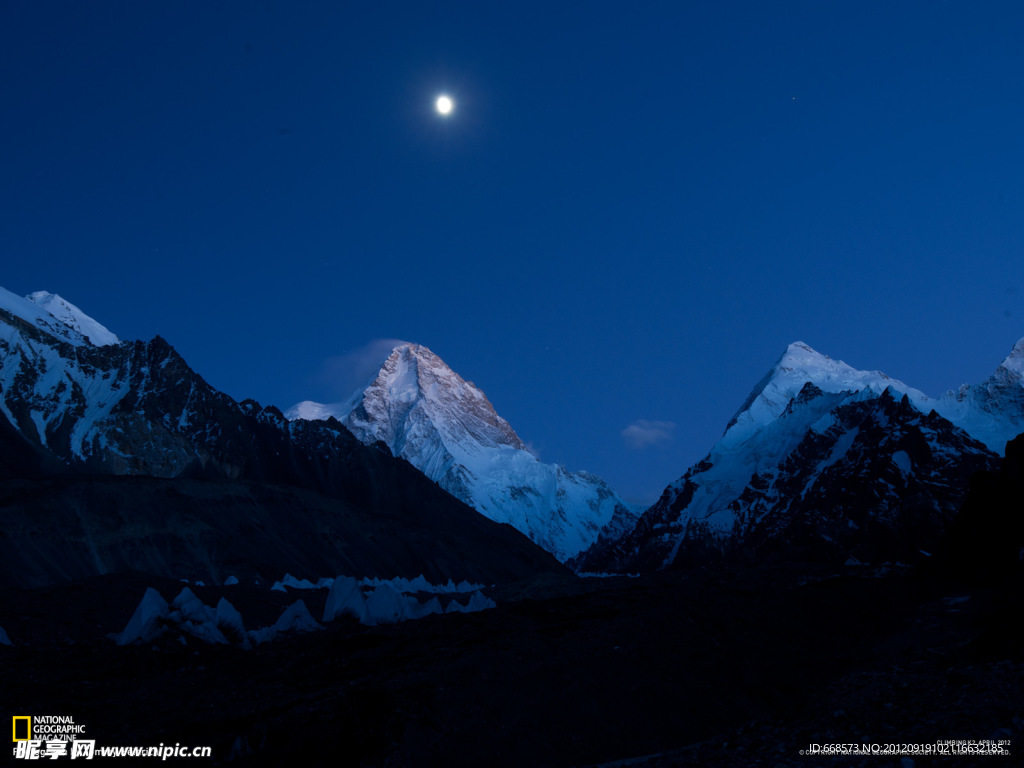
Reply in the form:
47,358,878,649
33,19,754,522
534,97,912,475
287,343,637,561
25,291,119,347
578,337,1024,573
0,286,119,348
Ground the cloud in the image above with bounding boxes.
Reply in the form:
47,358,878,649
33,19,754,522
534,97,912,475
621,419,675,450
316,338,408,400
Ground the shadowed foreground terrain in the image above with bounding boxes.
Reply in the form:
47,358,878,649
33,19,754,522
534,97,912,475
2,565,1020,767
0,474,564,589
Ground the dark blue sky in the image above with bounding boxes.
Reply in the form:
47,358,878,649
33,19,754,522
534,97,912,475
3,1,1023,503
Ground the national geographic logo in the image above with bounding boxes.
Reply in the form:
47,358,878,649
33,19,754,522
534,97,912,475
12,715,85,741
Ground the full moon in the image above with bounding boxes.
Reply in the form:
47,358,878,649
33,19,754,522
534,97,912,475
435,95,454,116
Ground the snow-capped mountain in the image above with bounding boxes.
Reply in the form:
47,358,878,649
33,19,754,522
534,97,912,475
578,341,1019,572
1,284,245,475
930,337,1024,453
0,288,117,349
0,286,562,586
25,291,120,346
717,339,1024,456
287,343,637,562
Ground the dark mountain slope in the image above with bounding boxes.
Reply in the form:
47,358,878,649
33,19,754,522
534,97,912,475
0,472,561,589
1,296,564,587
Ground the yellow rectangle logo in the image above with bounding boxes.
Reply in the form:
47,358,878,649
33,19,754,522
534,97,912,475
13,716,31,742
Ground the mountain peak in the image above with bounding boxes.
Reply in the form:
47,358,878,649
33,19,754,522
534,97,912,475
377,342,457,398
775,341,875,381
25,291,119,346
1,285,116,348
725,341,925,442
1000,336,1024,377
357,342,526,453
780,340,826,362
591,340,1009,573
287,342,635,561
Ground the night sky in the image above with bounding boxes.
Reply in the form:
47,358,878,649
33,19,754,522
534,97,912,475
3,2,1023,503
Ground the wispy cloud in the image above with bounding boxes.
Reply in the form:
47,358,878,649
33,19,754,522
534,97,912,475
316,338,408,400
621,419,675,450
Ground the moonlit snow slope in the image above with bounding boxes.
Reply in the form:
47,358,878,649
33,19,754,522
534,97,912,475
0,285,234,473
657,343,922,561
583,340,1022,571
0,285,129,462
0,286,117,349
719,338,1024,457
25,291,119,346
287,343,637,562
685,339,1024,529
930,338,1024,454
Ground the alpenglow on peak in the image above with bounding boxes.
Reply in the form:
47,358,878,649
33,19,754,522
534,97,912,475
289,343,525,453
286,342,637,561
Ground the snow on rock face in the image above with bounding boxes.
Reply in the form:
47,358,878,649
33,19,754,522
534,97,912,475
286,343,637,562
581,340,1015,573
25,291,119,346
933,336,1024,453
287,400,348,422
0,289,256,478
581,344,945,569
0,286,119,348
724,342,930,444
1,285,92,348
994,336,1024,378
712,338,1023,482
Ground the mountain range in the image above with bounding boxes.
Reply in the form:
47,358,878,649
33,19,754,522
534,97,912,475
3,284,1023,583
0,286,562,587
576,340,1024,572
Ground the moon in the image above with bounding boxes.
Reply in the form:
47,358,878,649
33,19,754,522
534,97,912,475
435,95,454,116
